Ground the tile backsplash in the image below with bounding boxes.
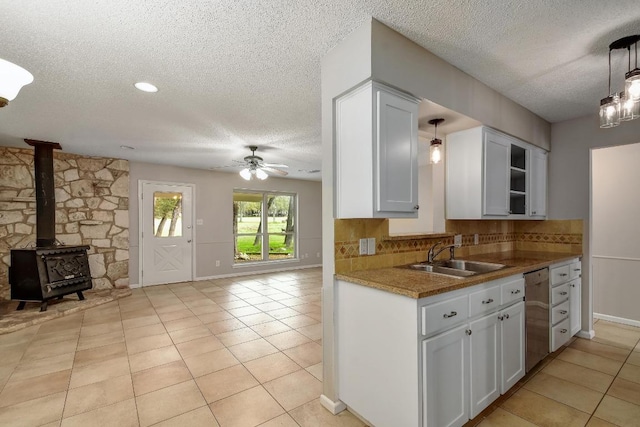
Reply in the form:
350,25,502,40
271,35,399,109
334,219,583,274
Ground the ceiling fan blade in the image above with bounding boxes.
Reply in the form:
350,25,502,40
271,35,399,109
210,164,240,169
261,166,288,176
262,162,289,168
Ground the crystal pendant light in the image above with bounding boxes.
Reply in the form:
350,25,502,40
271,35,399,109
428,118,445,164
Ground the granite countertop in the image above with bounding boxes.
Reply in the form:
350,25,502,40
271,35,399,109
335,250,582,299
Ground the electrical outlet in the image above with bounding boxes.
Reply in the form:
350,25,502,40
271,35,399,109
359,238,368,255
317,252,321,258
474,234,479,245
454,234,462,247
215,260,220,267
367,237,376,255
196,219,204,226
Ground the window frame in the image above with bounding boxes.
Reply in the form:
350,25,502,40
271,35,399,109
233,189,298,265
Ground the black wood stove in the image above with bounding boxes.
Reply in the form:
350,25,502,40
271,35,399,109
8,140,92,311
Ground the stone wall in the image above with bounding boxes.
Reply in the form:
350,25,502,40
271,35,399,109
0,147,129,290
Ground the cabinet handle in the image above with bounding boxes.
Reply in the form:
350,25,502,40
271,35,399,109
560,273,568,277
466,329,472,336
414,205,420,210
560,310,568,315
443,311,457,319
560,329,568,334
482,298,494,304
570,284,575,288
573,268,581,272
560,291,568,296
511,289,521,295
532,211,536,215
498,315,504,321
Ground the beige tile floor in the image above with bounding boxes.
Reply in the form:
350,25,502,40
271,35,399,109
471,318,640,427
1,266,639,427
0,267,365,427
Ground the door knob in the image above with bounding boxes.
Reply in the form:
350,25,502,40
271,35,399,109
187,240,192,243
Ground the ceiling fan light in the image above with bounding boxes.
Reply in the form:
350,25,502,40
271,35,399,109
256,168,268,180
599,95,620,128
239,168,252,180
0,58,34,107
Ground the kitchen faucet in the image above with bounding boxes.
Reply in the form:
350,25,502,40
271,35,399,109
427,241,458,263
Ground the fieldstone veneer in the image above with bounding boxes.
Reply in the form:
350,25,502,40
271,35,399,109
0,147,129,291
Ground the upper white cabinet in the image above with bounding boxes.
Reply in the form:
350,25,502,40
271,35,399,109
529,148,548,218
335,81,420,218
446,126,548,220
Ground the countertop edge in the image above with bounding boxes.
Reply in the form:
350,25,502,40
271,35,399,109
335,251,582,299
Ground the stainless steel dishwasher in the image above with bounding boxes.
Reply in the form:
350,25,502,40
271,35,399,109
525,268,549,372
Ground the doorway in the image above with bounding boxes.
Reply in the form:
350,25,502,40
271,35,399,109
140,181,195,286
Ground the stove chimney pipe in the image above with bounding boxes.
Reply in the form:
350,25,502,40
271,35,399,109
24,139,61,247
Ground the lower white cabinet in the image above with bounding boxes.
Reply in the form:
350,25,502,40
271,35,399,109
423,324,469,427
549,258,581,351
336,275,526,427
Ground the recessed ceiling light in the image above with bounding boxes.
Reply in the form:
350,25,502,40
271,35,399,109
120,145,135,150
134,82,158,93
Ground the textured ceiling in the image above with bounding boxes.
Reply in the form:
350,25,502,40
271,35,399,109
1,1,639,180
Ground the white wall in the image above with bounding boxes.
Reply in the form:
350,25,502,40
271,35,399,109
592,143,640,323
128,162,322,285
549,114,640,330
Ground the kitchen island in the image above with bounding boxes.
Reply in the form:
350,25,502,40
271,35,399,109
335,250,581,427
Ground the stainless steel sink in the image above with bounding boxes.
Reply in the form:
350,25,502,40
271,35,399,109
406,263,476,278
403,259,507,278
434,259,507,274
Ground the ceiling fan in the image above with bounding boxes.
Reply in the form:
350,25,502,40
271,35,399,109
236,146,289,180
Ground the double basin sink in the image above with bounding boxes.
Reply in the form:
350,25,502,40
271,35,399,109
403,259,507,278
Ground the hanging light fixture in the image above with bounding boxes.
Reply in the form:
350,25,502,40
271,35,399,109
239,165,268,181
601,35,640,128
428,118,445,164
0,58,34,108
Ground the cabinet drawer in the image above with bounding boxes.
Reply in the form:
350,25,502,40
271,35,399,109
551,283,570,305
551,300,570,325
569,261,582,281
422,295,469,336
551,317,571,352
501,278,525,306
469,285,501,317
550,265,570,286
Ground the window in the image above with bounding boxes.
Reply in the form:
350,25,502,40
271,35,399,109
233,191,297,263
153,192,183,237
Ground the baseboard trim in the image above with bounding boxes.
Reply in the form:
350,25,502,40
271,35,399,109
576,329,595,339
594,312,640,328
320,395,346,415
196,264,322,281
128,283,142,289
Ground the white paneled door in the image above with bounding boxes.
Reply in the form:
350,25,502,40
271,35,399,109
141,182,194,286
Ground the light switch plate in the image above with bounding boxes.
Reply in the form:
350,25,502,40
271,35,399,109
454,234,462,247
359,238,368,255
474,234,479,245
367,238,376,255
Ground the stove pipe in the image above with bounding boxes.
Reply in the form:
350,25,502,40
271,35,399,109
24,139,61,247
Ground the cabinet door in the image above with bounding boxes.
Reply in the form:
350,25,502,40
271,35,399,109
483,131,510,216
376,88,419,215
500,301,525,393
529,149,547,217
423,324,468,427
570,279,581,336
469,313,501,418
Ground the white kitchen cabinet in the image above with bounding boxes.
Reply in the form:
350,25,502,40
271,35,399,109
500,301,525,393
423,324,469,427
337,274,525,427
529,148,547,217
569,260,582,336
549,258,581,350
469,313,500,418
446,126,548,220
335,81,420,218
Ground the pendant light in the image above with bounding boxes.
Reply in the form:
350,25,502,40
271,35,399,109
600,35,640,128
428,118,444,164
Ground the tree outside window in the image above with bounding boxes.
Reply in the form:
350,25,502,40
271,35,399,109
233,191,296,263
